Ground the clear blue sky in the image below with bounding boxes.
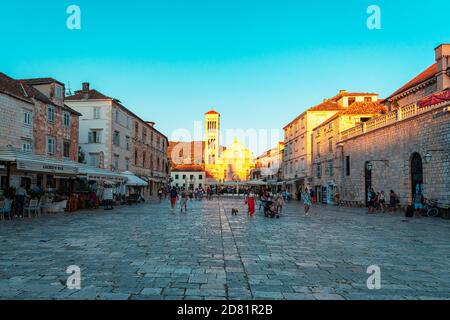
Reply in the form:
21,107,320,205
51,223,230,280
1,0,449,154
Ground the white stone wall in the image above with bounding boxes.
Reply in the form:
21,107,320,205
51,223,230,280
66,100,112,168
171,171,206,189
0,93,34,148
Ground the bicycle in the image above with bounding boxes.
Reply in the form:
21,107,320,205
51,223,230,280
423,199,439,217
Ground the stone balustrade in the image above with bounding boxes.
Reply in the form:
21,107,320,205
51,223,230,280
340,102,446,141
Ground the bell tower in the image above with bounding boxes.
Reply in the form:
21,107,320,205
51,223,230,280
205,110,220,166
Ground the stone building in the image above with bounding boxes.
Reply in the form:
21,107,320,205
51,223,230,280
205,110,220,168
171,164,206,190
21,78,80,162
215,138,255,182
338,44,450,207
66,83,169,197
168,110,254,183
0,73,81,192
311,101,387,204
282,90,379,194
251,142,284,183
0,73,35,152
168,141,205,168
131,120,169,195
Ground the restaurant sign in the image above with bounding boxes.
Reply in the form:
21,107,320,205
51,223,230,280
86,174,126,183
17,160,78,175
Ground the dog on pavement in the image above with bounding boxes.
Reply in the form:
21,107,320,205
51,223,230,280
231,208,239,215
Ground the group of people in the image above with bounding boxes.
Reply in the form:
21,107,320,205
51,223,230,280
367,189,399,214
244,189,284,217
243,188,316,217
167,186,215,212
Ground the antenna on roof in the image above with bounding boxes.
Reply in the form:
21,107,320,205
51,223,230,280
66,81,73,96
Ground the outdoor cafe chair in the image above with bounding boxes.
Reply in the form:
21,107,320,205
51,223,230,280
24,199,40,218
0,199,13,220
39,197,53,215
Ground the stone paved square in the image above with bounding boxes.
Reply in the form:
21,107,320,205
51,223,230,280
1,197,449,300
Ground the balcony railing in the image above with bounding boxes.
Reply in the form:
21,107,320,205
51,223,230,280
340,102,442,141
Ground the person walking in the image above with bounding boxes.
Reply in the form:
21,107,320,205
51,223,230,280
158,188,163,202
275,191,284,214
246,190,256,216
413,183,424,218
169,186,178,210
310,189,316,204
208,187,214,200
103,184,114,210
379,191,386,212
303,188,312,216
14,183,28,218
366,187,374,214
389,190,398,213
180,188,188,213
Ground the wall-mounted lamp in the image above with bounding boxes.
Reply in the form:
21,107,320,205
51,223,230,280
424,149,445,163
366,160,389,171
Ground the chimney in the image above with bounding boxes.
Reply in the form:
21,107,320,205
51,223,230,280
339,90,348,95
82,82,90,93
435,44,450,91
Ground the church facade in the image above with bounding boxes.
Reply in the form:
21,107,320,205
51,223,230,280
169,110,255,184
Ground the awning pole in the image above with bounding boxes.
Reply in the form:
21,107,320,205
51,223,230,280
6,162,11,191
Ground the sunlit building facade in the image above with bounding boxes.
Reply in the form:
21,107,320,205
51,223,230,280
311,101,387,204
282,91,379,195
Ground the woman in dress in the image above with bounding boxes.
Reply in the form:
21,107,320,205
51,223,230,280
180,188,188,213
246,190,256,216
389,190,397,212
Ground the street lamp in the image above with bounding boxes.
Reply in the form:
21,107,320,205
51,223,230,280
424,149,444,163
366,160,389,171
424,152,432,164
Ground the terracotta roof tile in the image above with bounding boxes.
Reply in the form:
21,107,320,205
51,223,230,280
0,72,33,104
312,101,387,130
65,89,112,101
329,91,378,101
205,109,220,115
339,101,387,115
19,77,65,86
172,164,205,172
308,100,346,112
388,64,437,99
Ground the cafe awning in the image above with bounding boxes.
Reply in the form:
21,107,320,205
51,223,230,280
77,165,127,183
245,180,268,186
0,146,79,175
121,171,148,187
222,181,246,186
